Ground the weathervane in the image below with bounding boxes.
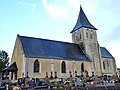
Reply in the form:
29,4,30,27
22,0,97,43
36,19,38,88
79,0,81,5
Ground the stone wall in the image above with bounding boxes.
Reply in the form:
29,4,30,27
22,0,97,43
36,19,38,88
25,58,89,79
11,35,24,79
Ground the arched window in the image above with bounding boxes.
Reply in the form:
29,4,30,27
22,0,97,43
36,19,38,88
103,61,105,69
61,61,66,73
90,33,93,39
81,62,84,72
86,32,89,38
34,59,39,73
79,33,81,39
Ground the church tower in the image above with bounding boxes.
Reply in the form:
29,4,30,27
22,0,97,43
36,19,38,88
70,6,102,76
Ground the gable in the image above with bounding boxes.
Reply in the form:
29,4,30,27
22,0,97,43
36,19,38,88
18,35,89,61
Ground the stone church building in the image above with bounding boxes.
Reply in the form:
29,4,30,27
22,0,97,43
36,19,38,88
9,6,116,80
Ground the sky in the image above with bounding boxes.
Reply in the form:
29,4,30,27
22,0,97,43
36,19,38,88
0,0,120,67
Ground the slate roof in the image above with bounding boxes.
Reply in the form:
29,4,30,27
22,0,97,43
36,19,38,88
71,6,97,33
2,62,18,72
100,47,114,59
18,35,89,61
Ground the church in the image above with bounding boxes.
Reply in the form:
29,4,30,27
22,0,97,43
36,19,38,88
7,6,116,80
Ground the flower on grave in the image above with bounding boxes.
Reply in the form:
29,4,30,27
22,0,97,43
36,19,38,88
64,80,70,85
49,80,55,84
64,85,70,89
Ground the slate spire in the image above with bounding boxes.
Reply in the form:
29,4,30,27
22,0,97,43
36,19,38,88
70,6,97,33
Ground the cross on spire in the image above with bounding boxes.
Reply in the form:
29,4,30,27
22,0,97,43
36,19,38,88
79,0,81,6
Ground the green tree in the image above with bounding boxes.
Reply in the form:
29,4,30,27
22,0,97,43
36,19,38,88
0,50,9,72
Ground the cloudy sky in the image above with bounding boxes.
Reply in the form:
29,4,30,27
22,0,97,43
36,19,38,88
0,0,120,67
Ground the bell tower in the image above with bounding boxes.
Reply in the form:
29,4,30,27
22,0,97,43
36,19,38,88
70,6,102,76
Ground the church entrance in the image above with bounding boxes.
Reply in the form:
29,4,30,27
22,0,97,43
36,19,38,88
2,62,18,80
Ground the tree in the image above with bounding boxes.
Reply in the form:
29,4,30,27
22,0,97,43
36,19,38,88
0,50,9,72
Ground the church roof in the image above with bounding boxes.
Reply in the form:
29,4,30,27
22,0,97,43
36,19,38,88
70,6,97,33
2,62,18,72
18,35,89,61
100,47,114,59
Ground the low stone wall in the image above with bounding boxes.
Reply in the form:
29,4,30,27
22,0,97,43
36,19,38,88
31,86,120,90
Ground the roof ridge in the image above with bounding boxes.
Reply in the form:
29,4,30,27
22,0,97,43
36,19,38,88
19,35,76,45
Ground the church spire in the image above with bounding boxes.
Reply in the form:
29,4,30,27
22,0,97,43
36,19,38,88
70,6,97,33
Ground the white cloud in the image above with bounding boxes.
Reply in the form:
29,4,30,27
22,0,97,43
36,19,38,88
31,3,37,10
18,1,38,10
42,0,68,18
42,0,92,20
106,42,120,68
81,0,97,13
67,0,94,13
18,1,28,7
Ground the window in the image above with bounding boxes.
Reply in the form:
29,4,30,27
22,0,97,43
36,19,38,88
61,61,66,73
81,62,84,72
75,35,78,41
109,61,112,69
103,61,105,69
34,59,39,73
86,32,88,38
79,33,81,39
90,33,93,39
